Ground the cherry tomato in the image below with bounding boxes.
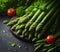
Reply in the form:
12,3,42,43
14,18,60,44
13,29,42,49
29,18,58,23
46,35,55,44
7,8,16,17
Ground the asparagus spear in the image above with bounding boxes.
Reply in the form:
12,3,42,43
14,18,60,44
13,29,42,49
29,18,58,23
42,44,53,52
16,30,22,35
28,33,32,40
7,18,19,26
22,29,27,36
34,43,43,52
11,24,18,30
15,25,20,30
47,46,57,52
15,24,25,30
46,0,56,10
34,43,41,47
36,39,45,43
32,38,37,42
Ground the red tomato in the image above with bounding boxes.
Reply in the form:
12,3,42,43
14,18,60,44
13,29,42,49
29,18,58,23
7,8,16,17
46,35,55,44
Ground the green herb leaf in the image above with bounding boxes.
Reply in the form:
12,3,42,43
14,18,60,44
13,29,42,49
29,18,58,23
10,42,16,47
3,20,9,24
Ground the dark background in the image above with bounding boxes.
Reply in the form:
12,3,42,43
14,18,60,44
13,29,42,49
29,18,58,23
0,16,35,52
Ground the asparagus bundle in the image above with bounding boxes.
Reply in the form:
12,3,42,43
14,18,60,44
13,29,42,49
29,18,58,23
7,0,60,52
25,0,51,29
36,2,58,31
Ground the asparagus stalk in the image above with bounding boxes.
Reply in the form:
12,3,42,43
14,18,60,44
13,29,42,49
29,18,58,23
34,43,41,47
22,29,27,36
46,0,56,10
15,25,20,30
42,44,53,52
15,24,25,30
16,30,22,35
47,46,57,52
7,18,19,26
34,43,43,52
36,39,45,43
28,33,32,40
32,38,37,42
11,24,18,30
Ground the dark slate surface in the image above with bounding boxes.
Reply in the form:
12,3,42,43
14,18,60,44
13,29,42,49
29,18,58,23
0,16,35,52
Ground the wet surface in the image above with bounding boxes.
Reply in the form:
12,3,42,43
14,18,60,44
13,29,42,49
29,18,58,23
0,16,34,52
